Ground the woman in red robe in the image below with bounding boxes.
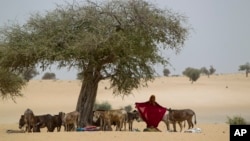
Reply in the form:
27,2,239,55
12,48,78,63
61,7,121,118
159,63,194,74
135,95,167,131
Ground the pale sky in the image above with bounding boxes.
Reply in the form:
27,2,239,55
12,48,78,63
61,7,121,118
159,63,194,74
1,0,250,80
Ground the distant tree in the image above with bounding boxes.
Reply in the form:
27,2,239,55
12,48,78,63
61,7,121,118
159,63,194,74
183,67,201,83
200,67,209,77
163,68,170,77
124,105,132,112
22,67,39,81
239,62,250,77
200,65,216,78
209,65,216,75
94,101,112,111
42,72,56,80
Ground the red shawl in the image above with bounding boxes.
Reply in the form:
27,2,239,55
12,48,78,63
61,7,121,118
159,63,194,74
135,102,167,128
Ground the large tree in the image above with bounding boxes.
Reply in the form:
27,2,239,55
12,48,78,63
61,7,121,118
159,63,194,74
0,0,189,127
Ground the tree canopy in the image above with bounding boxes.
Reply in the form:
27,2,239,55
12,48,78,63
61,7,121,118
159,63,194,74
0,0,190,126
22,67,39,81
0,69,26,101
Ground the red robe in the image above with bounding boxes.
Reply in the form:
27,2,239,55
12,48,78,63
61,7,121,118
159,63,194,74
135,102,167,128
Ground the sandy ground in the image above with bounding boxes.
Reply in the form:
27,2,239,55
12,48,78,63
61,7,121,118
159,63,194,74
1,73,250,141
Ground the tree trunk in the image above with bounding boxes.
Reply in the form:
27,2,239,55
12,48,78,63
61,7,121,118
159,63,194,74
76,74,101,127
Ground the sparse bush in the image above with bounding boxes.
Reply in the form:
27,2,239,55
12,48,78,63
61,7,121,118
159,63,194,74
94,101,112,110
226,115,247,125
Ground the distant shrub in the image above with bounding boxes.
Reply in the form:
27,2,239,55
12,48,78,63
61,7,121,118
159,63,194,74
42,72,56,80
94,101,112,110
124,105,132,112
163,68,170,77
226,115,247,125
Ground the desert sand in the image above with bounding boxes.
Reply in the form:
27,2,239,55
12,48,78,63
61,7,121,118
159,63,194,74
1,73,250,141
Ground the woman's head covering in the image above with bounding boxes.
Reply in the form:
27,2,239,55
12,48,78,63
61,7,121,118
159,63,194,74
149,95,156,103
